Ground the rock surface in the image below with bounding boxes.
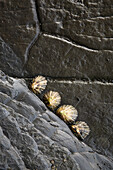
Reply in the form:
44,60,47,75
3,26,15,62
0,70,113,169
0,0,113,80
46,79,113,158
0,0,113,169
0,0,39,76
26,0,113,80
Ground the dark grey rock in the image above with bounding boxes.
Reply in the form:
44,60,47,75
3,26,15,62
26,33,113,80
0,0,39,76
0,37,23,77
37,0,113,51
0,126,27,170
46,79,113,158
0,0,113,81
24,0,113,80
0,0,113,169
0,71,113,169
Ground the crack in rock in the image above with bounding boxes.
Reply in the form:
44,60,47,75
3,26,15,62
24,0,40,69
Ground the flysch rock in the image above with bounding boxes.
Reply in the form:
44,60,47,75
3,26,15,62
0,70,113,169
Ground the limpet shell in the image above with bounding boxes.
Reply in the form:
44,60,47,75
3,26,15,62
31,76,47,94
71,121,90,140
43,91,61,110
56,105,78,123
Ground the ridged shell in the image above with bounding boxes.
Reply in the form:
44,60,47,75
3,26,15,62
56,105,78,123
43,91,61,110
71,121,90,140
31,76,47,94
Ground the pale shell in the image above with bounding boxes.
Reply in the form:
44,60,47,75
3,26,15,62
71,121,90,140
56,105,78,123
31,76,47,94
43,91,61,110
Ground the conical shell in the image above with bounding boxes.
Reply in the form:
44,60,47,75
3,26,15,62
56,105,78,123
31,76,47,94
71,121,90,140
43,91,61,110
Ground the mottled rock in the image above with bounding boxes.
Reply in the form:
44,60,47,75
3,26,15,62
1,0,113,80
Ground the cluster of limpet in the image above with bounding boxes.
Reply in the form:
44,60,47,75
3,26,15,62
30,76,90,140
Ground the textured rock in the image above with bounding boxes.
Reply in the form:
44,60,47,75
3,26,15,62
0,0,113,80
37,0,113,51
0,0,113,169
0,126,27,170
26,33,113,80
0,37,23,77
0,0,39,76
46,79,113,158
0,71,113,169
25,0,113,80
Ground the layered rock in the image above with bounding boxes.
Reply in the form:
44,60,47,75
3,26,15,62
0,70,113,169
0,0,113,80
46,78,113,158
0,0,113,169
26,0,113,80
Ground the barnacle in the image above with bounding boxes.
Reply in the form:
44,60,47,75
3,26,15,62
56,105,78,124
31,76,47,94
71,121,90,140
43,91,61,110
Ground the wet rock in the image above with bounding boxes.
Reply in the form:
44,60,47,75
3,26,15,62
0,71,113,169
